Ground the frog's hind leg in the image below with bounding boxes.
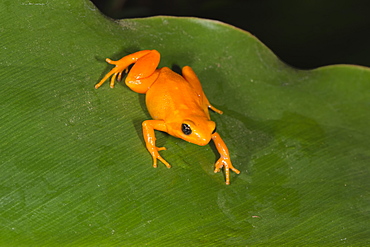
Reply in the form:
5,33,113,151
125,50,161,94
95,50,161,94
181,66,223,115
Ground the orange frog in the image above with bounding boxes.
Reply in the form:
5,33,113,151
95,50,240,184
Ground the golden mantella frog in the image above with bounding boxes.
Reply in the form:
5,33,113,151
95,50,240,184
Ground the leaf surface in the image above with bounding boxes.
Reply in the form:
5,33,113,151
0,0,369,245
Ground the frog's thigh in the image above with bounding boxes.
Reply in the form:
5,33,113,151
182,66,223,114
125,50,161,94
181,66,204,95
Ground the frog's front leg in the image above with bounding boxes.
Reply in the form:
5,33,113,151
211,132,240,185
142,120,171,169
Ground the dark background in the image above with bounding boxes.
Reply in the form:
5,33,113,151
90,0,370,69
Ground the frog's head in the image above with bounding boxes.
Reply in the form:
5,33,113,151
169,118,216,146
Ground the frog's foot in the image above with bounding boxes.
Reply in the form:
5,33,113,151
95,50,156,90
214,157,240,185
151,147,171,169
95,58,129,89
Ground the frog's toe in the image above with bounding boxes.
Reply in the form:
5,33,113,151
158,156,171,168
157,147,166,151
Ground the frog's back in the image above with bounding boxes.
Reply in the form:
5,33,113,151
145,67,209,121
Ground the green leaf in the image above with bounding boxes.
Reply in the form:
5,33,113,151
1,0,369,245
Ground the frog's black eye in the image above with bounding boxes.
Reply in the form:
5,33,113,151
181,123,192,135
212,127,217,134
